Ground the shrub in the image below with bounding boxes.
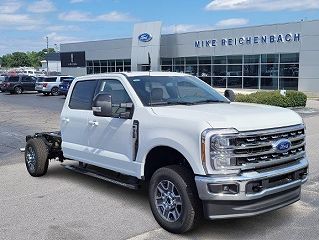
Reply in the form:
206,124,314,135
235,90,307,108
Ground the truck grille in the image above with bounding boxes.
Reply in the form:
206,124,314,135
229,125,305,170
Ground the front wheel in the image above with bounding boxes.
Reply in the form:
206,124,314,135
25,138,49,177
149,165,202,234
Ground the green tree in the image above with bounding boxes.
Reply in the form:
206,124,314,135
0,48,56,68
10,52,31,67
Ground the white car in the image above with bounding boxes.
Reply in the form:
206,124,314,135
23,72,308,233
35,75,74,96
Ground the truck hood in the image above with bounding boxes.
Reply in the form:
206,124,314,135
151,102,303,131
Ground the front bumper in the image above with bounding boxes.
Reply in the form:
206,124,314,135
195,158,308,219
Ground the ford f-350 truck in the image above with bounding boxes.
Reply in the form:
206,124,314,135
23,72,308,233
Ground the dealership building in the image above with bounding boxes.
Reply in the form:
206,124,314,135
60,20,319,92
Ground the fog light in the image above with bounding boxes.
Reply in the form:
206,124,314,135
208,183,239,194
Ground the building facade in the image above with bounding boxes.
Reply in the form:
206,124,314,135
61,20,319,92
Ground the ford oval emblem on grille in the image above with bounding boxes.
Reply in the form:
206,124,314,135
273,139,291,153
138,33,152,42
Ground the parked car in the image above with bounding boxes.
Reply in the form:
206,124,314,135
22,72,308,234
58,78,74,96
35,76,74,96
1,75,37,94
0,76,7,92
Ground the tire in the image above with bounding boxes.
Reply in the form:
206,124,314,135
51,87,59,96
14,86,23,94
149,165,202,234
25,138,49,177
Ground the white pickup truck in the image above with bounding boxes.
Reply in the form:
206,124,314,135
23,72,308,233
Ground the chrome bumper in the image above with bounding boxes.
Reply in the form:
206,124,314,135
195,158,308,201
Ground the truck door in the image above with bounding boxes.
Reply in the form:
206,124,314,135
60,80,98,162
87,78,136,176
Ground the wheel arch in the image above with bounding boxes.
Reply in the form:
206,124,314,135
143,145,195,181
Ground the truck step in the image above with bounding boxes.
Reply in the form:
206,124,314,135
63,164,140,190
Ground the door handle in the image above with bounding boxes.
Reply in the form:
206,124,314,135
62,117,70,123
88,120,99,126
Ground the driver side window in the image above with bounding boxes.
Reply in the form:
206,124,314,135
97,79,132,116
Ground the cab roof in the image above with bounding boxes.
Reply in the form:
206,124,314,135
75,71,190,81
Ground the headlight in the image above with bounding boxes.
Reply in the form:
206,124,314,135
201,128,239,174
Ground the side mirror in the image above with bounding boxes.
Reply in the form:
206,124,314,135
92,93,112,117
224,89,235,102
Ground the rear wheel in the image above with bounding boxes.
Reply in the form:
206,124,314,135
14,86,23,94
149,165,202,234
25,138,49,177
51,87,59,96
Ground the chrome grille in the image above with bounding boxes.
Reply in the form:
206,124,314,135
213,125,306,171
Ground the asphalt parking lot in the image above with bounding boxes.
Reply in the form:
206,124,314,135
0,92,319,240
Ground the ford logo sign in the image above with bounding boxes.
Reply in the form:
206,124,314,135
273,139,291,153
138,33,152,42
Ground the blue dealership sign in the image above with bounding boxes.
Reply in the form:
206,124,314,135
138,33,153,42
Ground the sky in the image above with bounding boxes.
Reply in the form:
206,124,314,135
0,0,319,56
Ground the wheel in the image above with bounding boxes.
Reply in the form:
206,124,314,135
51,87,59,96
149,165,202,234
14,86,23,94
25,138,49,177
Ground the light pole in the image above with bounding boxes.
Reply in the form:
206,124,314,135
46,36,49,76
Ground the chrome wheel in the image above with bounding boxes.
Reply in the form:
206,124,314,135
26,146,36,172
155,180,182,222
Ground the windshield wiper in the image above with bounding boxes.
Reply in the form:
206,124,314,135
192,99,228,104
151,101,194,106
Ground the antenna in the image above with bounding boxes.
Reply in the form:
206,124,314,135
148,52,151,76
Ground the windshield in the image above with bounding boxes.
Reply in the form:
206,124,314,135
127,75,229,106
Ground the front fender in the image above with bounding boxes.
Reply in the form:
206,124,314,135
137,137,206,178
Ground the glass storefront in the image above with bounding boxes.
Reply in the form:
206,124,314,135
86,59,131,74
161,53,299,90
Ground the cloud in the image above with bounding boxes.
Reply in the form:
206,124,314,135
27,0,56,13
0,1,22,14
58,11,92,21
163,18,249,34
162,24,212,34
97,11,136,22
0,14,43,30
215,18,249,27
45,32,80,43
205,0,319,11
59,10,136,22
70,0,85,3
46,25,81,32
